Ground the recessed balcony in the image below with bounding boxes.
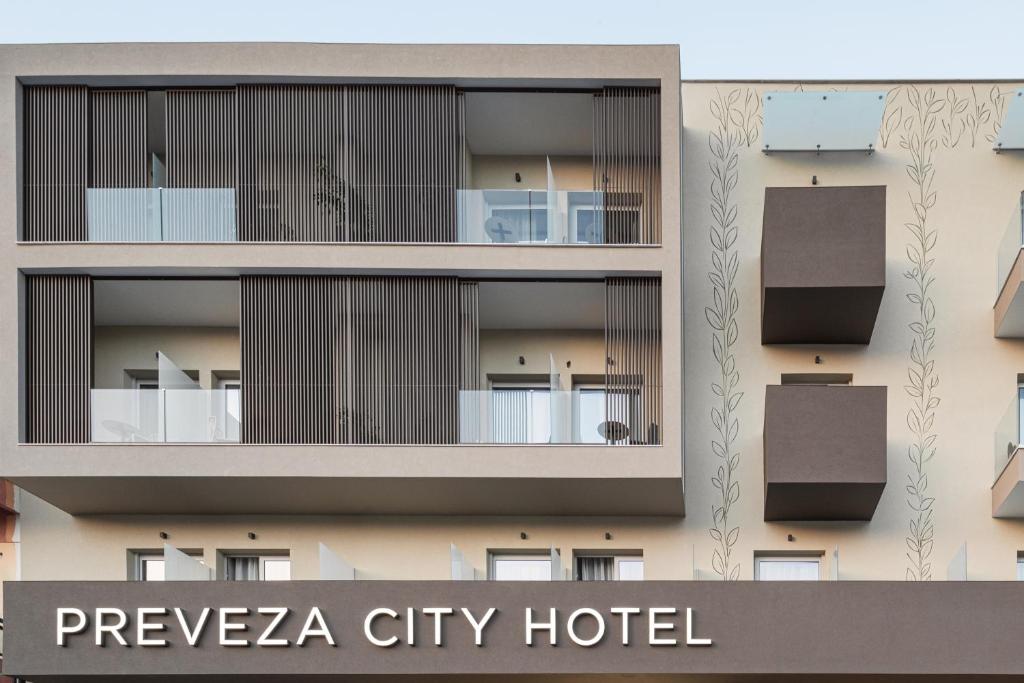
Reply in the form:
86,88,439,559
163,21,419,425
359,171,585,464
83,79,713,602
992,387,1024,517
761,185,886,344
763,383,887,521
15,276,678,516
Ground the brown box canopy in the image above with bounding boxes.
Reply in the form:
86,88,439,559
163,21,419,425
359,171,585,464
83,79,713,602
764,384,887,521
761,186,886,344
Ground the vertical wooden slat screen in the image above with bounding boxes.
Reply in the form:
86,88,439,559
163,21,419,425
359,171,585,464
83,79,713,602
593,87,661,245
25,274,92,443
237,85,347,242
240,276,346,444
605,277,662,445
23,85,89,241
347,86,459,242
166,89,237,188
89,90,147,188
458,281,480,391
349,277,460,444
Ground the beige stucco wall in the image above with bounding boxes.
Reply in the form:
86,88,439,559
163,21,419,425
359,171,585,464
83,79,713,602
92,326,240,390
479,329,604,389
470,155,593,190
682,81,1024,580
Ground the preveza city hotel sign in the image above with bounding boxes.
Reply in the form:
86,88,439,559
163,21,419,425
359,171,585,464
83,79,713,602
56,605,713,649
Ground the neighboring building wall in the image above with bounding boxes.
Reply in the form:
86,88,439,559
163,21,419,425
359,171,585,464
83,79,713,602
682,81,1024,580
92,326,241,390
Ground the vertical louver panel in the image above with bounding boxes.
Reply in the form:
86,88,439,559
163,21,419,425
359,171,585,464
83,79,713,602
605,277,662,445
594,87,661,245
25,275,92,443
237,85,347,242
166,89,237,188
240,276,347,444
23,85,89,241
349,277,460,444
346,85,459,242
89,90,147,187
459,281,480,391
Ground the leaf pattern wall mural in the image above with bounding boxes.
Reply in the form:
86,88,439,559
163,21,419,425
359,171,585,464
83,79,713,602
706,88,759,580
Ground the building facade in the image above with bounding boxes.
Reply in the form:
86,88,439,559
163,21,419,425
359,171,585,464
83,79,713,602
0,42,1024,680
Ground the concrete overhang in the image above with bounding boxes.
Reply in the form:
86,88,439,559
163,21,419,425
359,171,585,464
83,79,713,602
2,443,683,516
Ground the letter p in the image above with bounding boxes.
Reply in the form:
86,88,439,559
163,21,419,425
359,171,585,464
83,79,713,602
58,608,88,646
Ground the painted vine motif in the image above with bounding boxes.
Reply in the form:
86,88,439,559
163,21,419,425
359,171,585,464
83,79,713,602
899,86,943,581
706,88,759,580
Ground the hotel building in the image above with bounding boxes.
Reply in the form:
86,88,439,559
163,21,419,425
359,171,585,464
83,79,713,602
0,42,1023,680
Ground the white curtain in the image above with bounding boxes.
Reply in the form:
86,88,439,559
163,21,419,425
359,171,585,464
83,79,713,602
577,556,615,581
757,559,819,581
226,556,260,581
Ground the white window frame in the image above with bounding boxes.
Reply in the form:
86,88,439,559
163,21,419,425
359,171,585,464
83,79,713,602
1017,553,1024,581
216,377,242,442
222,553,291,581
487,552,553,581
485,203,549,243
754,554,822,581
573,553,645,581
131,550,204,581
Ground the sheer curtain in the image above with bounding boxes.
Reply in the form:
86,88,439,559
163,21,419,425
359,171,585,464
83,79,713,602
577,556,615,581
226,556,260,581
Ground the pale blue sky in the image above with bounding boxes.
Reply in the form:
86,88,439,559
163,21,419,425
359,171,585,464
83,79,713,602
3,0,1022,80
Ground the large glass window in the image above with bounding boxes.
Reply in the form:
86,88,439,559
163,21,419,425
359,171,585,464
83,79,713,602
755,555,821,581
131,550,204,581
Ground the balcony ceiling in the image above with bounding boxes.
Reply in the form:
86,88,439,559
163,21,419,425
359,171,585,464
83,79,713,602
464,92,594,156
478,281,604,329
93,280,239,327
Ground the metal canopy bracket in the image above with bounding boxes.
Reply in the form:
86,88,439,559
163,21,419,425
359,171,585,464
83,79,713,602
762,91,886,154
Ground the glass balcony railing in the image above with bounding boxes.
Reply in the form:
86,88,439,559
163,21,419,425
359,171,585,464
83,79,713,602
90,389,241,443
996,191,1024,292
86,188,237,242
994,390,1023,481
456,190,607,244
458,388,657,445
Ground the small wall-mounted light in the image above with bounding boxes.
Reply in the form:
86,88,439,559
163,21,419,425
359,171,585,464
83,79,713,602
158,531,169,540
247,532,257,541
520,531,528,540
604,532,613,541
514,172,522,183
787,534,796,542
518,356,525,366
566,360,572,369
811,175,818,186
814,355,823,365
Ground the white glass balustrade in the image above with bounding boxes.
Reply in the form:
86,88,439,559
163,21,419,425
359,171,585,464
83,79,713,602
456,190,607,244
458,388,649,445
91,389,241,443
995,389,1024,481
997,192,1024,294
86,188,237,241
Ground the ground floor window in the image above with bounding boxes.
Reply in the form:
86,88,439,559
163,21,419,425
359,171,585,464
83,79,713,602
224,554,291,581
754,554,821,581
574,554,644,581
488,552,552,581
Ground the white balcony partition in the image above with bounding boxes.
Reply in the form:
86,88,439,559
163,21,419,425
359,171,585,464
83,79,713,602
164,544,212,581
947,543,967,581
319,542,355,580
450,544,476,581
995,90,1024,150
550,546,566,581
